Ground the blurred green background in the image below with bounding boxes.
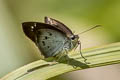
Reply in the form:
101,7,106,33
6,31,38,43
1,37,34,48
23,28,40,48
0,0,120,80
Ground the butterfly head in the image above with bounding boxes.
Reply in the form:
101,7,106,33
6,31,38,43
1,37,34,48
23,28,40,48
70,35,79,46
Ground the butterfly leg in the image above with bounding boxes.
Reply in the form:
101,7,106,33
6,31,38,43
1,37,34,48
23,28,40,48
56,49,70,64
74,42,79,51
64,49,71,64
56,52,66,62
78,41,90,64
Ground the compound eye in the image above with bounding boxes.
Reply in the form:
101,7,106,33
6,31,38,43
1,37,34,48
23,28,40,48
71,36,75,40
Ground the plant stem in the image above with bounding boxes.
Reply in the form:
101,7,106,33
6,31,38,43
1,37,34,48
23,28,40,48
1,42,120,80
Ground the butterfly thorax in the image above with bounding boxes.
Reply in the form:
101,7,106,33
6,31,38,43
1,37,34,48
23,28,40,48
54,35,79,59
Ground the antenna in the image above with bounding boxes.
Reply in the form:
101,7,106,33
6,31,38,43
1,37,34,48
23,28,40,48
77,25,101,35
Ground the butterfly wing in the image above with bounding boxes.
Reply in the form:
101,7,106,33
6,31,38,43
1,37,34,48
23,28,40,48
44,16,74,37
22,22,36,42
22,22,64,43
22,22,68,57
37,28,68,57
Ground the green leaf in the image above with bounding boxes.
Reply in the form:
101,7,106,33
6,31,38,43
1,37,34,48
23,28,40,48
2,42,120,80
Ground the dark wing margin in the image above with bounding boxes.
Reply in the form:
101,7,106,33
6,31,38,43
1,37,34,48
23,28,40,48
44,16,74,37
22,17,74,41
22,22,36,43
22,22,66,43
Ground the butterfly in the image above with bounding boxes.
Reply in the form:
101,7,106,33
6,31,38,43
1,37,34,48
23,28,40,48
22,16,100,63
